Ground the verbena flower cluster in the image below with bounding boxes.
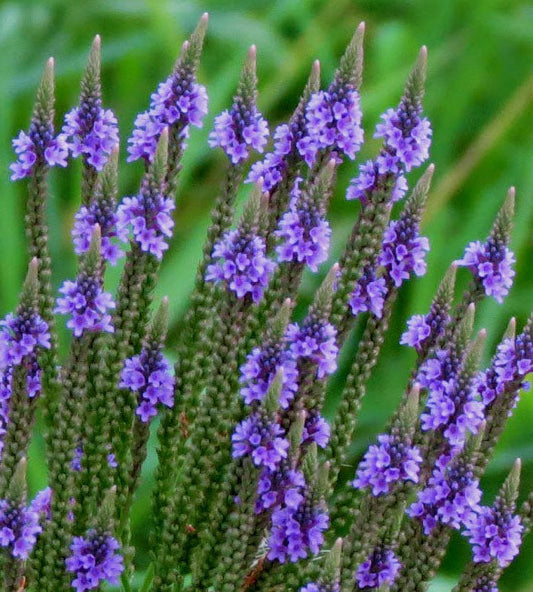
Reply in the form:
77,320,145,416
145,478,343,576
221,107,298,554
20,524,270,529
0,16,531,592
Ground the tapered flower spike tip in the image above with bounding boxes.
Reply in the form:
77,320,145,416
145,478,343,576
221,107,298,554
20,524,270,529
313,262,339,315
8,457,27,503
403,45,428,109
34,57,55,120
323,537,343,583
491,186,515,245
404,163,434,220
464,328,487,376
264,368,283,415
400,383,420,432
456,302,476,349
272,298,294,338
237,45,259,111
21,257,40,309
434,263,457,307
81,35,102,96
506,458,522,497
316,460,330,497
504,317,516,341
178,12,209,71
152,127,169,185
289,411,306,461
336,21,365,89
151,297,170,344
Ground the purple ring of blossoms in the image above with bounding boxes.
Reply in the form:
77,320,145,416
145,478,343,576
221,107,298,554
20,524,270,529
10,128,68,181
55,278,115,337
356,546,401,590
116,192,175,260
0,498,42,559
208,104,269,164
239,345,299,409
73,203,124,265
455,241,515,304
66,529,124,592
206,229,275,303
286,319,338,379
232,413,290,471
275,178,331,272
127,76,208,162
61,106,119,171
408,455,482,534
352,433,422,496
304,85,364,163
119,350,175,422
346,158,408,204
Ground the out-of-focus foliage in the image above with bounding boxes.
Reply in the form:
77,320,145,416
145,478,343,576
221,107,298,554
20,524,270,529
1,1,532,589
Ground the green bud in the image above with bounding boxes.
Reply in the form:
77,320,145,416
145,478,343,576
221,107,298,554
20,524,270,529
149,297,169,346
499,458,521,508
403,46,428,109
152,127,169,187
264,368,283,415
403,163,434,222
289,411,306,461
80,35,102,102
7,457,27,504
33,57,55,126
20,258,40,311
175,12,209,73
462,329,486,377
302,442,318,482
455,303,476,352
335,22,365,89
237,45,258,111
323,537,343,585
503,317,516,342
490,186,515,245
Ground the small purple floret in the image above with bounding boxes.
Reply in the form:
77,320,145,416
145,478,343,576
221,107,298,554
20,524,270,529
232,413,289,471
349,268,388,319
208,102,269,164
286,318,338,379
10,126,68,180
119,349,175,423
55,277,115,337
127,77,208,162
455,241,515,304
61,106,119,171
206,229,275,303
465,504,522,567
0,498,42,559
352,433,422,496
355,546,401,590
380,219,430,288
66,529,124,592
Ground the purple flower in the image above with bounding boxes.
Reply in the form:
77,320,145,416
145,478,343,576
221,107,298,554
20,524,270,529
286,318,338,379
255,466,306,514
247,118,315,191
206,229,275,303
119,349,175,423
208,99,269,164
400,306,449,352
346,159,407,205
239,343,299,409
455,240,515,304
474,331,533,408
267,499,329,563
408,455,482,534
55,277,115,337
72,201,123,265
275,178,331,272
301,412,331,449
232,413,289,471
301,583,339,592
10,123,68,180
30,487,52,521
61,106,119,171
352,433,422,496
418,349,484,448
380,218,430,288
355,546,401,590
0,498,42,559
348,267,388,319
374,106,432,172
0,311,50,369
465,503,523,567
116,190,175,260
304,84,364,163
127,75,208,162
66,529,124,592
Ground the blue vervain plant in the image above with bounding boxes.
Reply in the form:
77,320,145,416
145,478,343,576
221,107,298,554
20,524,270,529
0,13,531,592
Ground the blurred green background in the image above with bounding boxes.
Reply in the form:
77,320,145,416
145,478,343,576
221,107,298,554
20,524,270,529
1,0,533,589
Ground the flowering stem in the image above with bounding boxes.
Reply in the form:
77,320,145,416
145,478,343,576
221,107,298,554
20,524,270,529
328,291,397,486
